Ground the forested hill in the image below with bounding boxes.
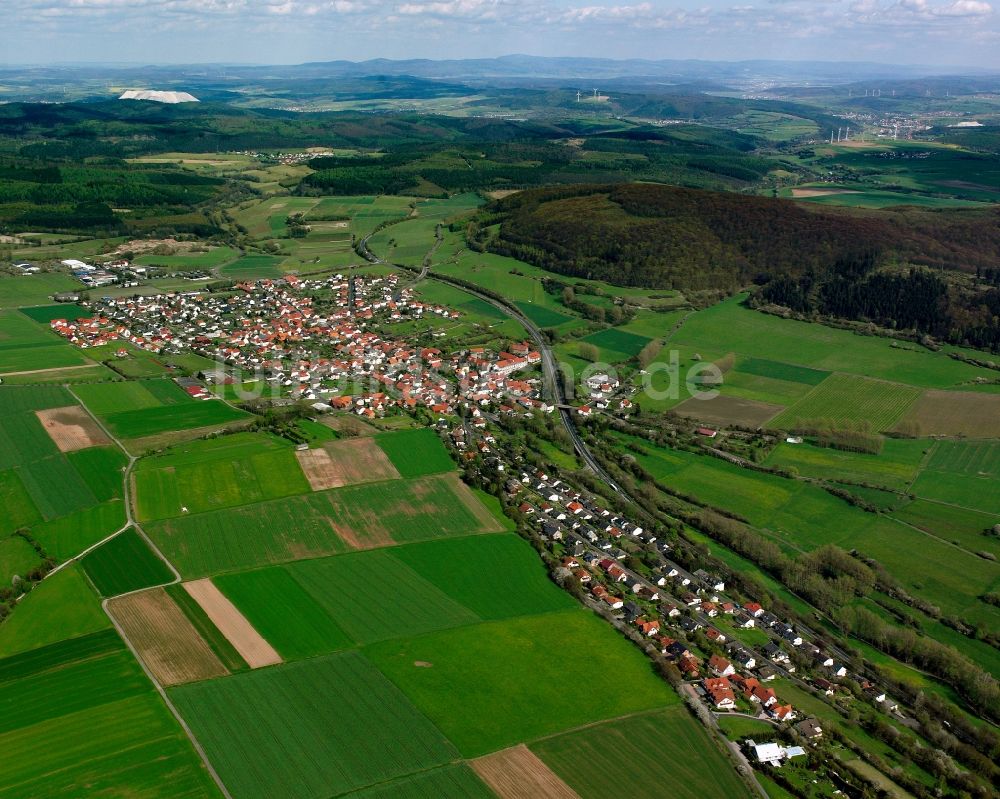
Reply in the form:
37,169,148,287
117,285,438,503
477,183,1000,293
474,183,1000,350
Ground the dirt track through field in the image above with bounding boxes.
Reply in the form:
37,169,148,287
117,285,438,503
472,745,580,799
108,588,228,686
36,405,111,451
182,579,282,668
295,437,400,490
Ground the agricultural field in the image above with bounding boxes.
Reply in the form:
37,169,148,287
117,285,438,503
170,652,459,799
107,588,229,686
365,609,677,757
472,745,578,799
670,295,995,389
81,528,174,597
73,378,250,443
896,389,1000,438
770,373,921,431
296,436,400,490
133,433,310,521
181,579,281,668
0,565,110,659
289,549,480,645
134,246,239,269
0,385,126,531
345,764,494,799
218,254,283,280
29,500,126,562
891,499,999,558
146,472,503,577
765,437,929,490
531,706,755,799
909,441,1000,515
0,271,82,308
578,327,652,362
213,567,354,660
375,427,455,477
391,534,576,621
0,535,42,583
0,309,91,372
0,628,220,798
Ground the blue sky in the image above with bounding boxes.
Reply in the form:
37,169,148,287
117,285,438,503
3,0,998,68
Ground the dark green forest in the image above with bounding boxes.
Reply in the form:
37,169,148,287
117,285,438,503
474,183,1000,349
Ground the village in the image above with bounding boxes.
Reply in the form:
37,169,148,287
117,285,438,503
47,271,550,416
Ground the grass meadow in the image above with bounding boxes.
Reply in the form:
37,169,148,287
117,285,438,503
170,652,458,799
765,438,929,490
365,609,677,757
532,706,755,799
30,500,126,562
0,310,91,372
0,535,42,582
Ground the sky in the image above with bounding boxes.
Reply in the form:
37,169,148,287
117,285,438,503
2,0,998,69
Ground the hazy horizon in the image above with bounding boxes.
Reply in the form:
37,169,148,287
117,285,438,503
5,0,1000,71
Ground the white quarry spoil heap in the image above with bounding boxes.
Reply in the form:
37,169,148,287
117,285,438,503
118,89,199,104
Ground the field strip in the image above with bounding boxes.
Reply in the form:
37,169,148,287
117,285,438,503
182,579,282,668
0,363,97,377
471,745,580,799
107,588,229,685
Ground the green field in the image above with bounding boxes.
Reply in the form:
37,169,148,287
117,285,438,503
18,304,92,324
170,652,459,799
0,535,41,582
81,529,174,597
366,609,677,757
532,706,755,799
514,301,573,328
910,441,1000,515
739,357,830,385
671,296,994,389
218,255,283,280
891,499,999,558
771,373,921,431
30,500,126,562
579,327,652,361
0,469,42,534
0,565,110,658
0,310,91,372
147,473,500,577
289,549,479,645
73,378,187,415
375,428,455,478
0,628,220,798
715,714,779,740
391,534,576,620
765,438,929,490
134,434,310,521
107,401,250,440
213,567,354,660
0,272,82,308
